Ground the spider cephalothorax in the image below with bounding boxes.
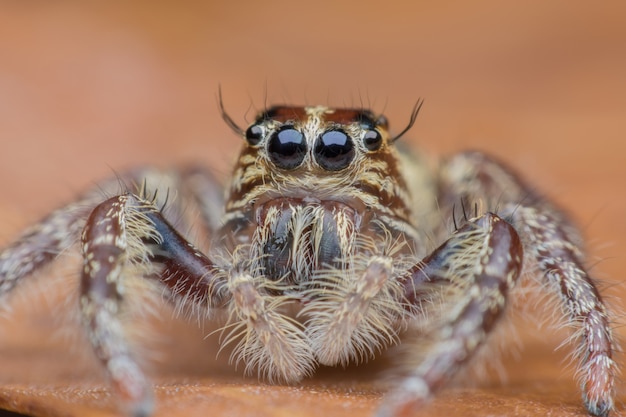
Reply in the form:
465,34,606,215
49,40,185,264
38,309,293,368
215,105,425,380
0,101,616,417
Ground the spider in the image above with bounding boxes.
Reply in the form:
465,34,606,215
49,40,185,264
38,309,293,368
0,99,616,417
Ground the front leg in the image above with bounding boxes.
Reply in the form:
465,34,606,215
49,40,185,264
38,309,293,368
0,168,202,299
80,193,227,416
378,212,523,417
80,193,312,416
438,151,616,416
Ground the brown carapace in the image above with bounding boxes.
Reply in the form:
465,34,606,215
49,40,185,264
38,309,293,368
0,103,616,417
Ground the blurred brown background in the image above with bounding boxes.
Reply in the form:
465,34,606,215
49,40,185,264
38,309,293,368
0,1,625,416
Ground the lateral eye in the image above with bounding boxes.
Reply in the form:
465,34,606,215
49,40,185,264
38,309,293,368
245,124,264,146
268,126,307,170
375,115,388,130
362,129,382,151
314,129,355,171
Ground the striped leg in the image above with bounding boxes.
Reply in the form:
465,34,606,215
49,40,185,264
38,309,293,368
0,201,91,296
377,213,523,417
0,177,132,299
79,193,225,416
0,168,226,415
0,168,189,299
80,192,313,415
439,151,616,416
506,205,615,415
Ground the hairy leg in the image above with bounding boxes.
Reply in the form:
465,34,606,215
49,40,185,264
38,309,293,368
0,167,223,414
80,191,314,415
0,167,216,298
178,165,225,234
377,212,523,417
0,175,131,297
438,151,616,416
79,193,224,416
302,255,406,366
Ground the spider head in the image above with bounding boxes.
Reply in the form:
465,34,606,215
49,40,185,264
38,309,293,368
223,105,419,229
241,106,390,172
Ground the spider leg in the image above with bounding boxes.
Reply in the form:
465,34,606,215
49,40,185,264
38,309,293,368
0,175,135,298
175,166,315,380
0,166,220,300
376,212,522,417
0,201,91,296
178,165,225,234
303,255,405,366
0,176,133,296
80,192,313,415
79,193,224,416
438,151,616,417
0,166,219,415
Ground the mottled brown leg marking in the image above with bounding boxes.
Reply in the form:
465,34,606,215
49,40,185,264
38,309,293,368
378,213,523,417
0,204,91,296
512,206,615,417
439,151,616,417
79,187,236,412
80,195,155,417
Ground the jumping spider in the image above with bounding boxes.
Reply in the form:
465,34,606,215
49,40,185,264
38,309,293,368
0,100,616,417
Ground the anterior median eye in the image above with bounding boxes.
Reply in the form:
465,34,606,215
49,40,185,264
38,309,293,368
314,129,354,171
268,126,307,169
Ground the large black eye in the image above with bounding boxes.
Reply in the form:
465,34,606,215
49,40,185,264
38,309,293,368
268,126,306,169
363,129,382,151
245,124,264,146
314,129,354,171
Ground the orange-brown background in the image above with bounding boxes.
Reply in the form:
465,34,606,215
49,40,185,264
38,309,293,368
0,1,625,416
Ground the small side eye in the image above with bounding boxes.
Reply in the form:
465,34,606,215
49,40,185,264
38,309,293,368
362,130,382,151
245,124,264,146
375,115,388,130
